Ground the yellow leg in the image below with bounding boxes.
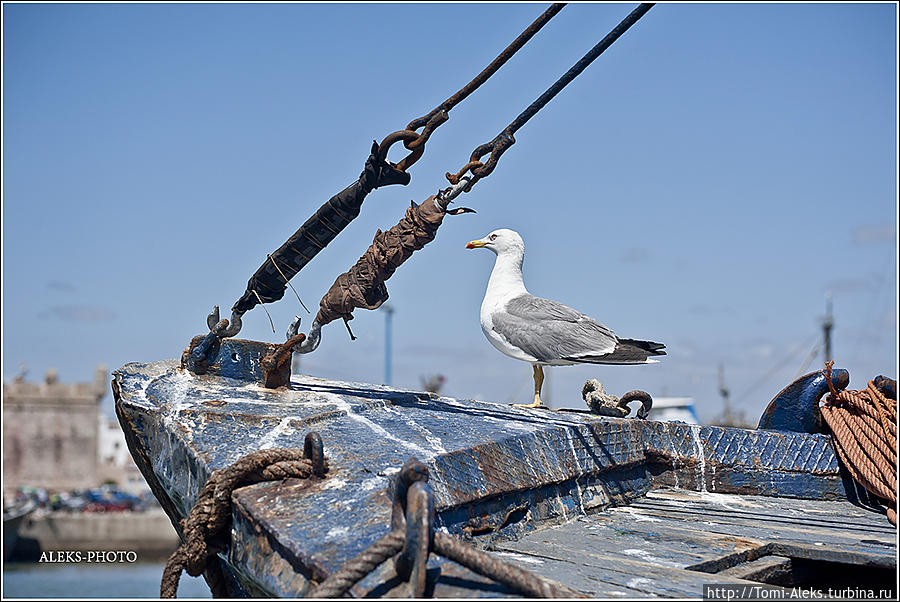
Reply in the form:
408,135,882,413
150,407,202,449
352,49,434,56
515,365,544,408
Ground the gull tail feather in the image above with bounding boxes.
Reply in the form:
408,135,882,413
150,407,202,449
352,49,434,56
566,338,666,365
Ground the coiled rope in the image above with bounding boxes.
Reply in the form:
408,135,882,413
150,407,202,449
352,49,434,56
820,362,898,525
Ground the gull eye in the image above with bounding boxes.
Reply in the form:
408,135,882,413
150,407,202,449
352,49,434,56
489,234,497,241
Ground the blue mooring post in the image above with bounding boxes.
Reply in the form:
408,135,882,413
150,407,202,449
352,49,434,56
384,305,394,386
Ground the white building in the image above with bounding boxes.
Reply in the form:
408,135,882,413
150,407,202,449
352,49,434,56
647,397,700,424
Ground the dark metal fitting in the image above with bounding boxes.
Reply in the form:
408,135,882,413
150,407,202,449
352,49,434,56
190,319,228,364
292,319,322,355
206,305,243,338
394,480,435,597
874,375,897,401
620,390,653,419
304,432,327,477
391,458,430,533
757,368,850,433
188,306,246,374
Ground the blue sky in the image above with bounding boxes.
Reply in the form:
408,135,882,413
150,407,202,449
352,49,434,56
3,2,897,423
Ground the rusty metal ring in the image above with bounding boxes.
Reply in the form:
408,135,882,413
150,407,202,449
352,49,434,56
404,110,449,152
395,146,424,173
375,130,422,170
471,135,515,179
390,458,430,532
620,390,653,419
394,480,434,596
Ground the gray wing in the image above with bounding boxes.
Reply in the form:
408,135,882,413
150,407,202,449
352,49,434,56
492,294,617,362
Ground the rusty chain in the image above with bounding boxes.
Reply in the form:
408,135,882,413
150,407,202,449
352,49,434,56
160,434,328,598
821,362,898,525
447,3,655,189
376,4,566,172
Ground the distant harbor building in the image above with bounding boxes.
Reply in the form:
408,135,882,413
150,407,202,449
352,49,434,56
647,397,700,424
2,365,145,494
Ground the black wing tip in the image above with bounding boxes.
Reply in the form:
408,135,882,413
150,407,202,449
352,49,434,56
619,338,666,355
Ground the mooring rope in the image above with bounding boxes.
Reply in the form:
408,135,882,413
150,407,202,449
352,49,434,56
310,458,583,599
309,523,583,599
161,445,326,598
821,362,898,525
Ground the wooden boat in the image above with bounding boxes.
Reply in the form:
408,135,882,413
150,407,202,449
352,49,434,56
113,337,896,598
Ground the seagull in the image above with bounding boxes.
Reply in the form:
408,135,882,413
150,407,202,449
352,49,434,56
466,228,665,408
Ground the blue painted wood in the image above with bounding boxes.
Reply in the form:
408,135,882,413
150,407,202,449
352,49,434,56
113,355,860,598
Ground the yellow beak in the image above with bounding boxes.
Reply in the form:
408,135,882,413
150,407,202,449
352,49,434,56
466,239,486,249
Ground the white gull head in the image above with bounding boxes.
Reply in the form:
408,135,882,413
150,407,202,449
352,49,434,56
465,228,525,260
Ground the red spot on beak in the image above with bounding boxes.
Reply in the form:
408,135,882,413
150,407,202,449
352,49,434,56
466,242,475,249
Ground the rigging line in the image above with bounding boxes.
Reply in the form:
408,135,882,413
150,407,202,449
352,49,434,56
734,331,821,404
502,3,654,139
413,3,567,128
450,3,655,182
379,2,568,169
794,336,824,379
849,250,895,361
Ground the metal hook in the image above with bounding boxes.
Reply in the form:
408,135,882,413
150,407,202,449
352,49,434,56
289,316,322,355
206,305,243,338
435,174,475,212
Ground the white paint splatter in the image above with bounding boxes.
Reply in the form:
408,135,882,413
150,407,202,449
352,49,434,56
320,478,349,491
256,417,294,449
626,577,652,589
665,425,680,489
565,428,586,515
621,549,662,563
322,392,434,458
607,506,662,523
383,405,447,454
689,424,707,493
493,551,545,565
358,476,386,491
325,526,350,540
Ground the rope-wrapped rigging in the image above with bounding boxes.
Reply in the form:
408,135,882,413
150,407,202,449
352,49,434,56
314,198,447,328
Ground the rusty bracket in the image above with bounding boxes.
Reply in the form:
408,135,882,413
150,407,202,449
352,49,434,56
260,333,305,389
757,368,850,433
